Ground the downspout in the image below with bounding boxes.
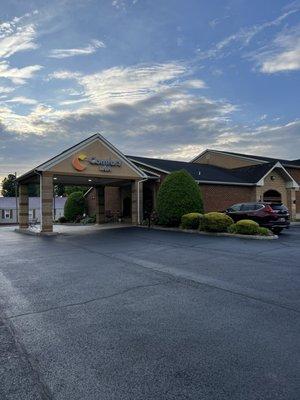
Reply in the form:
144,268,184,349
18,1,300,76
137,178,148,225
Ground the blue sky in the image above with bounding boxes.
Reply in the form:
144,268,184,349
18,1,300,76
0,0,300,180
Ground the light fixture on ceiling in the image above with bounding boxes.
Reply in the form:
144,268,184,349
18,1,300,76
88,179,92,182
53,177,57,180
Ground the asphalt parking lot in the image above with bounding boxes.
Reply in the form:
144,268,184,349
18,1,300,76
0,225,299,400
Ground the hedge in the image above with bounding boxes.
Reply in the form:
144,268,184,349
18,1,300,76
181,213,203,229
157,170,203,226
228,220,271,236
200,212,233,232
228,219,259,235
64,191,85,222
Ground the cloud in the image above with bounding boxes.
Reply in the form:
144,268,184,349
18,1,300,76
0,59,299,180
0,24,38,58
48,70,81,80
0,61,42,84
0,12,42,86
48,39,105,58
253,25,300,73
6,96,38,105
50,62,189,108
197,7,299,60
0,11,39,58
0,86,14,94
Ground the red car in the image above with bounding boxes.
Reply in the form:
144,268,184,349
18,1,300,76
225,202,290,234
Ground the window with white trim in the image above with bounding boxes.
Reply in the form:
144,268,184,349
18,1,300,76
2,209,12,219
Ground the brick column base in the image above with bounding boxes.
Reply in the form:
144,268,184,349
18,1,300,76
96,186,105,224
40,172,53,233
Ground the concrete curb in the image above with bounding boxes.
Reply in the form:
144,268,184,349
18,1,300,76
14,228,59,237
139,225,278,240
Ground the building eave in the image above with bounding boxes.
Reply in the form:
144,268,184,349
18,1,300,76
196,180,255,186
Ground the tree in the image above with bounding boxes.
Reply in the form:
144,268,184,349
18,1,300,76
64,191,85,221
64,186,89,196
54,183,65,196
157,170,203,226
1,174,16,197
28,184,39,197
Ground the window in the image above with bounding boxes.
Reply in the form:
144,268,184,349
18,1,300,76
2,209,12,219
228,204,242,212
29,209,36,220
254,204,264,210
241,204,256,211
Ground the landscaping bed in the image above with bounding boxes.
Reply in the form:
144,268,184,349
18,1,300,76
141,225,278,240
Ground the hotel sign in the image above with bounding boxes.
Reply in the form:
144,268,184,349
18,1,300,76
72,153,122,172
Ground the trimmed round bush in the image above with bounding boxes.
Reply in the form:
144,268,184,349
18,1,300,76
157,170,203,226
200,212,233,232
233,219,259,235
257,227,271,236
181,213,203,229
228,223,271,236
64,191,85,222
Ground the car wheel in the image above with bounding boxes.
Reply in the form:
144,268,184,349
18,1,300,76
272,228,283,235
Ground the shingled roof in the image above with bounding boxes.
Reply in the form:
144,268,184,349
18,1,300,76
231,162,278,183
128,155,279,185
129,155,300,187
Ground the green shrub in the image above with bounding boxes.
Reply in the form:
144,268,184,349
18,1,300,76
157,170,203,226
80,215,96,224
181,213,203,229
58,216,67,223
227,224,237,234
200,212,233,232
64,191,85,222
257,227,271,236
233,219,259,235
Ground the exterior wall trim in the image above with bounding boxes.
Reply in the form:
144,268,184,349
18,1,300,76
256,162,299,189
196,180,255,186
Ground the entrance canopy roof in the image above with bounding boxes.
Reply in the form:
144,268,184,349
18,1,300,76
17,133,148,185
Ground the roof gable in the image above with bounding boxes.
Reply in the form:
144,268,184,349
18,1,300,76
191,149,300,169
18,134,146,181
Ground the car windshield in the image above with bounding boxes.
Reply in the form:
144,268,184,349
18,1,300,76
228,204,241,211
270,204,288,211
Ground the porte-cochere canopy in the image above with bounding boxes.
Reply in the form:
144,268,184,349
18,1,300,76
16,134,151,233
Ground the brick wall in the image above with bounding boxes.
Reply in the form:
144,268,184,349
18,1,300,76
105,187,121,213
200,184,256,212
279,167,300,214
85,188,97,216
256,169,288,205
85,187,121,216
296,191,300,218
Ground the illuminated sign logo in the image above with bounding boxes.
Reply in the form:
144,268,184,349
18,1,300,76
72,153,122,172
72,154,87,171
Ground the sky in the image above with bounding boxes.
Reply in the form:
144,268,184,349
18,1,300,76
0,0,300,182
